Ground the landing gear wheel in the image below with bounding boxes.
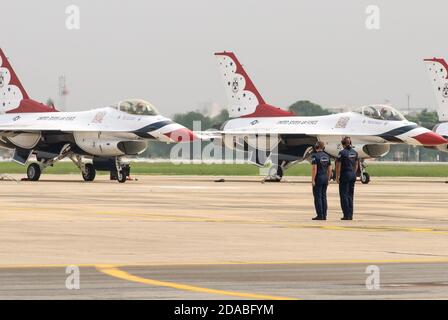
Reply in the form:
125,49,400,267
361,172,370,184
276,166,284,180
117,170,127,183
267,165,283,182
27,163,41,181
82,163,96,182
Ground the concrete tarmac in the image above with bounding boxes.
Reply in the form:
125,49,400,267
0,174,447,299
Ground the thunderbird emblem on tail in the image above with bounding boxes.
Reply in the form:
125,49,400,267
442,83,448,98
232,78,239,93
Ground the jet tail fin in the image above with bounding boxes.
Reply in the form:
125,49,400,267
0,48,57,113
424,58,448,122
214,51,293,118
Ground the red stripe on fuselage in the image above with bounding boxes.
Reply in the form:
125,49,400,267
6,99,58,113
164,128,198,142
240,103,294,118
412,131,447,146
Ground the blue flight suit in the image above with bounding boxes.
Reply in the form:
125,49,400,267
311,151,331,219
336,146,359,219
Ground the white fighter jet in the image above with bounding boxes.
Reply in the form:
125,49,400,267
423,57,448,153
209,52,447,182
0,48,197,182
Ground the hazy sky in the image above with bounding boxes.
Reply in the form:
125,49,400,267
1,0,448,116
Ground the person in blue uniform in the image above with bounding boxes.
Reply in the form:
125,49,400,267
311,141,332,221
335,137,359,220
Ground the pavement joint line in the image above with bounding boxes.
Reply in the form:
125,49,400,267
3,258,448,269
94,264,299,300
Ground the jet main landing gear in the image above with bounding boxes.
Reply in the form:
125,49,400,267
262,165,283,182
25,146,99,183
27,163,41,181
263,162,288,183
70,154,97,182
24,149,131,183
81,163,96,182
26,145,73,182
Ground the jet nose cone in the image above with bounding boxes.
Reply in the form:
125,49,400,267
412,131,447,146
165,128,198,142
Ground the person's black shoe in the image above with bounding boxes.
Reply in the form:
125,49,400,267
341,217,350,220
312,216,325,220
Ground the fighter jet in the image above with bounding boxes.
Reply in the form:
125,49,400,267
208,52,447,182
423,57,448,153
0,48,197,182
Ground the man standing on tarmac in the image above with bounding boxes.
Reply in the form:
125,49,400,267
335,137,359,220
311,141,332,221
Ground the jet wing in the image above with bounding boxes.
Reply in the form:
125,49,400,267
0,120,120,133
0,111,177,134
195,128,400,146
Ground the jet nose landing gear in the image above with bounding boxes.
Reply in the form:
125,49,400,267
92,156,131,183
110,165,130,183
358,160,370,184
115,157,130,183
360,171,371,184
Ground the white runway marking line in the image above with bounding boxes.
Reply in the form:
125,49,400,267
142,185,239,190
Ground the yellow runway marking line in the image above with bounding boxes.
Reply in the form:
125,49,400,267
287,224,448,235
4,206,448,236
38,209,448,236
65,210,290,224
3,207,73,212
0,263,98,269
95,264,298,300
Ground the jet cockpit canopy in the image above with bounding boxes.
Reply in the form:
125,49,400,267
353,105,406,121
113,99,159,116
